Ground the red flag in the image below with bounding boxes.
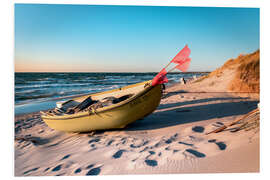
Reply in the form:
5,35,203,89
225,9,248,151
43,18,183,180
152,68,168,86
175,57,191,72
171,45,191,65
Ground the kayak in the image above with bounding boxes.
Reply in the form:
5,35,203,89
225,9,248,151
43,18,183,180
41,80,162,132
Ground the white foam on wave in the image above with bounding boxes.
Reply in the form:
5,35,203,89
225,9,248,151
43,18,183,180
15,82,97,89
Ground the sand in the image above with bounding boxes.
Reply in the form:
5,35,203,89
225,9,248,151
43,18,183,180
14,69,260,176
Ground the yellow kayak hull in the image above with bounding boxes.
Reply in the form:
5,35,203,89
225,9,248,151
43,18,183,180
41,81,162,132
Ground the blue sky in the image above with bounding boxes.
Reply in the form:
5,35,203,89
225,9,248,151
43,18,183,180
15,4,259,72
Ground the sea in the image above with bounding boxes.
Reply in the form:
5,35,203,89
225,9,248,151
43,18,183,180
14,72,208,115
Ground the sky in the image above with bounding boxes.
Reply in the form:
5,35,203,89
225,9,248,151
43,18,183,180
14,4,260,72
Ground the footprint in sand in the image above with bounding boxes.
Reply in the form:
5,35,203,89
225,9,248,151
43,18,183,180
208,139,227,150
216,142,226,150
192,126,205,133
88,138,100,144
23,167,39,175
212,122,224,127
153,142,162,148
178,141,194,146
43,167,50,172
61,154,71,160
51,164,62,172
165,133,178,144
145,151,156,159
216,122,224,125
15,126,21,133
90,144,96,148
74,168,82,174
165,139,173,144
86,164,95,169
106,140,114,146
149,151,155,155
139,146,149,153
55,173,65,176
112,149,127,159
185,149,206,158
86,167,101,175
145,160,158,167
208,139,216,143
130,140,149,148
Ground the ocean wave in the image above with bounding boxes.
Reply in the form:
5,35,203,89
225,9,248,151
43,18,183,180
15,82,98,89
15,72,208,105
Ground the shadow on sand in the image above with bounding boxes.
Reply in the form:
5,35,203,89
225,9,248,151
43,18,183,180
158,97,249,110
126,97,258,131
162,90,188,99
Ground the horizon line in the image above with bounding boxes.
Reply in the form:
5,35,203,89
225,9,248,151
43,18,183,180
15,71,211,73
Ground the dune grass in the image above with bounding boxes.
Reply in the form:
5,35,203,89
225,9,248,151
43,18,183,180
228,50,260,93
208,54,247,78
199,50,259,93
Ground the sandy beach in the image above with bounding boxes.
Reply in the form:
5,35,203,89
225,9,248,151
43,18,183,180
11,3,262,177
14,61,260,176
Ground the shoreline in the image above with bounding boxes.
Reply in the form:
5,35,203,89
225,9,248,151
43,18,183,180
15,71,207,115
14,80,191,116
